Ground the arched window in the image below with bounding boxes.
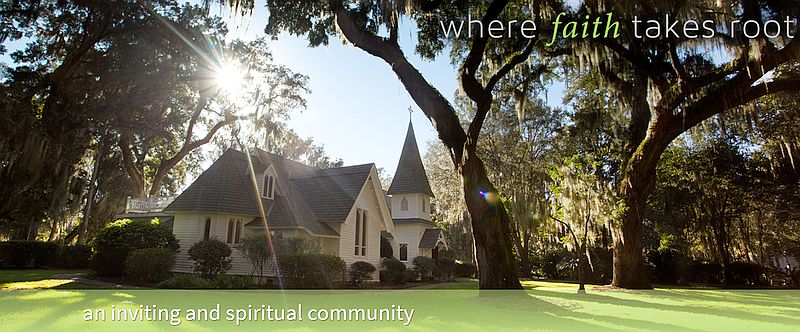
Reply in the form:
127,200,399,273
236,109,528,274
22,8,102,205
400,196,408,211
262,173,275,199
399,244,408,261
422,198,427,212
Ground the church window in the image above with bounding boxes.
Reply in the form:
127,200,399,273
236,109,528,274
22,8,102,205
203,217,211,240
227,218,243,244
399,244,408,261
354,209,367,256
401,197,408,211
262,173,275,199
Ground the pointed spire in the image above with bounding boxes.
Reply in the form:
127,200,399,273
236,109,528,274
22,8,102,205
387,119,435,197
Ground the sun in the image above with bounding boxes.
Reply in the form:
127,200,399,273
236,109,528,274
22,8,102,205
213,60,246,96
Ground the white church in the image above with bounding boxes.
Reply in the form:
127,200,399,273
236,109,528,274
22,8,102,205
148,120,447,279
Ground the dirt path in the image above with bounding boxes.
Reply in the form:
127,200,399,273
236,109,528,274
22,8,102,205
51,273,142,289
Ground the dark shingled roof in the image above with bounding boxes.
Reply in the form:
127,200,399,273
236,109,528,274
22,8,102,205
165,149,371,237
419,229,444,248
387,121,435,197
393,218,436,228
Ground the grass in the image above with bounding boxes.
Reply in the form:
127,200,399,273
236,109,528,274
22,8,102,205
1,273,798,331
0,269,95,290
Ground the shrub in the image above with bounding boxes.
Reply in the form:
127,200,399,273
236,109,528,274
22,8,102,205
646,248,689,284
437,258,457,281
237,234,272,277
207,274,253,289
0,241,60,268
412,256,434,278
278,253,346,289
124,248,175,283
157,274,210,289
381,258,406,284
688,262,723,284
455,262,477,278
727,262,765,286
188,238,232,278
403,267,421,282
90,219,179,276
55,245,92,269
349,261,376,288
380,236,393,258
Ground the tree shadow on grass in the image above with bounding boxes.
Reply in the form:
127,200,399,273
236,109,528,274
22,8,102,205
531,288,800,328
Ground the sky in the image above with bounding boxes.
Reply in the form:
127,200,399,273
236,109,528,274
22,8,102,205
217,3,564,176
0,1,565,179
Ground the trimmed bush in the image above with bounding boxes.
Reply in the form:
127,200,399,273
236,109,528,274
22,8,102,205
237,234,272,277
157,274,253,289
188,238,232,278
437,258,457,281
55,245,92,269
278,253,346,289
90,219,179,276
157,274,210,289
404,267,421,282
455,262,477,278
412,256,434,278
124,248,175,283
349,261,376,288
381,258,406,284
727,262,765,286
0,241,60,268
688,262,723,284
208,274,253,289
646,248,689,284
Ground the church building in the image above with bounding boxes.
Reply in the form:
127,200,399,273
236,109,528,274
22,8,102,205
158,119,446,278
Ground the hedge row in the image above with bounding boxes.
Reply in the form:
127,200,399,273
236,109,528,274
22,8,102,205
0,241,91,269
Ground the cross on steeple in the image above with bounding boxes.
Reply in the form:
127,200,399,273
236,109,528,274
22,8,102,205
408,106,413,120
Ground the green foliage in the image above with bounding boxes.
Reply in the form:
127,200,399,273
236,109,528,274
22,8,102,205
348,261,376,288
455,262,477,278
380,235,393,258
236,234,272,276
53,245,92,269
646,248,689,284
437,258,457,281
403,267,421,282
207,274,253,289
124,248,175,283
272,234,321,254
0,241,60,268
157,274,210,289
412,256,434,278
727,262,766,286
381,258,406,284
89,219,179,277
157,274,251,289
277,253,345,289
188,238,232,278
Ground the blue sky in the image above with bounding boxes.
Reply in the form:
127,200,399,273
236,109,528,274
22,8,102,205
220,3,564,175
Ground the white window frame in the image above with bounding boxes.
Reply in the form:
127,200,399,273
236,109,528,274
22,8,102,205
354,208,367,256
262,172,275,199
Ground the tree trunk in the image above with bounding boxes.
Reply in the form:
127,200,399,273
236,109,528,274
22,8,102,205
77,135,109,244
461,150,522,289
613,138,665,289
578,243,586,291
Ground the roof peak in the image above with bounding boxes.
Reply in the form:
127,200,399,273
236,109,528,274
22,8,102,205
386,119,435,197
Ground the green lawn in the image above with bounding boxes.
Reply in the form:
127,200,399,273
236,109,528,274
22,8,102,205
1,274,798,331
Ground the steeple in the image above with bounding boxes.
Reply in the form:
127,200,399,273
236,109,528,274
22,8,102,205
387,120,434,197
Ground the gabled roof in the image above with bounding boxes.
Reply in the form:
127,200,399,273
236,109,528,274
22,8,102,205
419,229,445,249
165,149,374,237
387,120,435,197
393,218,436,228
